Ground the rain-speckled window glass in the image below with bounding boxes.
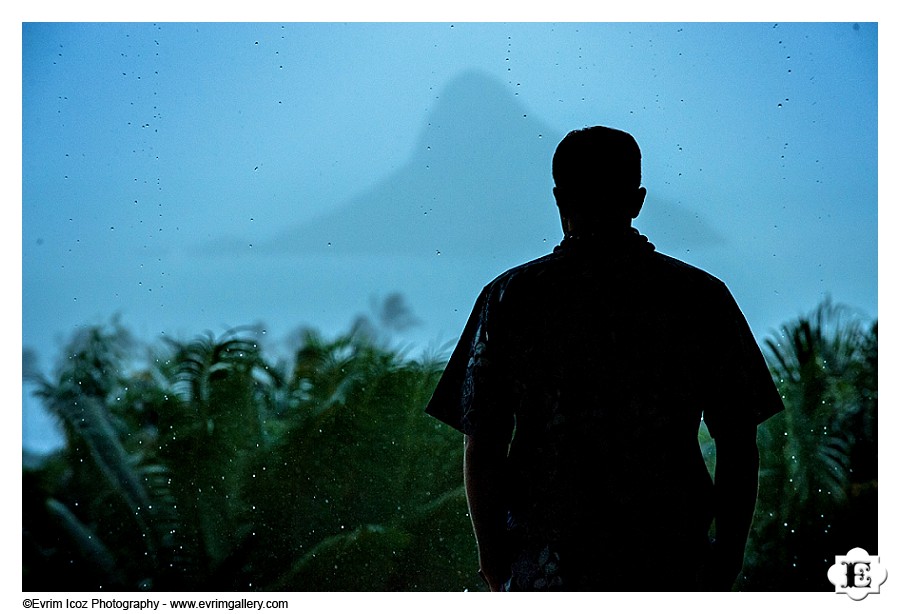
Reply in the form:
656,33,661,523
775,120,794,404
22,22,877,593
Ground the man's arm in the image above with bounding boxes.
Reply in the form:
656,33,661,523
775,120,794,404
705,425,760,590
464,434,511,591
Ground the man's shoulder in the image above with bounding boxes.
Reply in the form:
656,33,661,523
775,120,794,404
474,244,738,319
481,250,566,295
483,248,730,291
649,250,729,289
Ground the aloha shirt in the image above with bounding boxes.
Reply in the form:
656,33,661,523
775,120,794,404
426,229,784,590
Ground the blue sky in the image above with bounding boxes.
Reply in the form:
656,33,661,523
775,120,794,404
20,21,879,455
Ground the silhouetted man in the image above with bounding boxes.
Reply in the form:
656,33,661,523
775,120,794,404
425,126,784,591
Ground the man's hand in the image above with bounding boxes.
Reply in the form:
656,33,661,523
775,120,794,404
706,425,760,591
464,434,511,591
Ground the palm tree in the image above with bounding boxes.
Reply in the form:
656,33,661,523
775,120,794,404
23,317,478,591
25,320,181,590
741,297,877,590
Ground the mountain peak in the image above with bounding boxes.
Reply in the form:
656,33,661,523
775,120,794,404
417,69,552,163
258,70,562,259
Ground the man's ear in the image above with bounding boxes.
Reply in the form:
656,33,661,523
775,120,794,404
629,187,647,219
553,187,574,234
553,186,569,214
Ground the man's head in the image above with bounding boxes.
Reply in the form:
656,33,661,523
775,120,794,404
552,126,646,234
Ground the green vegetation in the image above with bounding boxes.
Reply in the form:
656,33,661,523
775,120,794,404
741,297,877,590
22,297,876,591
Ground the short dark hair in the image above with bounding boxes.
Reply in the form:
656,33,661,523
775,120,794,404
552,126,642,191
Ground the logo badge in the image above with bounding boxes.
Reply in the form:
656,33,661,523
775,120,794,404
827,547,887,600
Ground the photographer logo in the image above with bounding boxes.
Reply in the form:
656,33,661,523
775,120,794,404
827,547,887,600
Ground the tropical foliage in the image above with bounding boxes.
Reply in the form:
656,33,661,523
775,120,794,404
23,297,876,591
23,307,475,591
739,297,877,590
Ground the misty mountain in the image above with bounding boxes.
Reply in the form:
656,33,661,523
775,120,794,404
256,69,562,260
203,69,723,261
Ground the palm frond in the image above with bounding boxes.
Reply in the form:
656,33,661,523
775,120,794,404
46,498,128,587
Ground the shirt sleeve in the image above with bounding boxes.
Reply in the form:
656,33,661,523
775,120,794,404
424,283,516,441
702,284,785,438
